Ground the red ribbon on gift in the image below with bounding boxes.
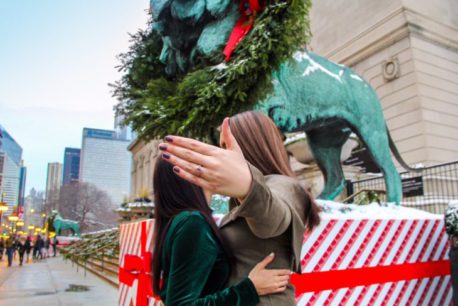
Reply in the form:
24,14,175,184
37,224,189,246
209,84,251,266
119,221,154,306
291,259,451,295
223,0,262,61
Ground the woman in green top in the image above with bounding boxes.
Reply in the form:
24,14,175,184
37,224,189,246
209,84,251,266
152,159,291,305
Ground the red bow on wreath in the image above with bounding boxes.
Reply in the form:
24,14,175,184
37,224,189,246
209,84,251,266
119,221,155,306
223,0,262,61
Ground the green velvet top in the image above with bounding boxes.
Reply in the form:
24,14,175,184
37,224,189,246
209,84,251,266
160,211,260,306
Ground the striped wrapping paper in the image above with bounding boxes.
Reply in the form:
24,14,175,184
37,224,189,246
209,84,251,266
118,220,162,306
119,216,451,306
294,217,452,305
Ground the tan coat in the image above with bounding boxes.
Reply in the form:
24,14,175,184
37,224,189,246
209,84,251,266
220,164,309,306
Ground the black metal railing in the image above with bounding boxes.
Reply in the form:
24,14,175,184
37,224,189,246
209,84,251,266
348,161,458,215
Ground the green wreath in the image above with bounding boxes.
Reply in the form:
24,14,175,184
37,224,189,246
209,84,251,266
113,0,312,141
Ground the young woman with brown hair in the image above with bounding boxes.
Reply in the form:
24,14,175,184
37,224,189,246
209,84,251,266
151,158,291,305
159,111,321,305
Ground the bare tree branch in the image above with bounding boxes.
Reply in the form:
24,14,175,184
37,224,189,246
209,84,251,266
56,182,117,233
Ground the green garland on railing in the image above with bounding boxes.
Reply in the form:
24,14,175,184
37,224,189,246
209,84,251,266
113,0,312,140
61,230,119,261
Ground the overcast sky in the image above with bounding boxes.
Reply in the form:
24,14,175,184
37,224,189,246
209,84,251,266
0,0,150,193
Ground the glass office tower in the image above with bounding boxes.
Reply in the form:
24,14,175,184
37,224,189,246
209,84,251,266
63,147,80,185
79,128,131,205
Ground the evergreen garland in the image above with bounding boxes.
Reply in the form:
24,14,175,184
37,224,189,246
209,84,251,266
113,0,312,140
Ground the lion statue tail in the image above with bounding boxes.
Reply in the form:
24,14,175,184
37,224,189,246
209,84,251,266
387,127,423,173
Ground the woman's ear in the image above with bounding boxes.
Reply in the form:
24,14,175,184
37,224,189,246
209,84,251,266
221,117,242,153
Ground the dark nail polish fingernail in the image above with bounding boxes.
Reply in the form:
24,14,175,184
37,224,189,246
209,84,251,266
165,136,173,142
173,167,180,173
159,144,167,151
162,153,170,159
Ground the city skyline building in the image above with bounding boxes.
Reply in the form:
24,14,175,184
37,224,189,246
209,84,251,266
0,125,22,165
79,127,131,205
63,147,81,185
18,161,27,207
24,188,45,228
0,124,24,213
114,114,135,141
45,162,62,199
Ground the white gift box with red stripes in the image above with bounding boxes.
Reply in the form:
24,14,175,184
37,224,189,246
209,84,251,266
293,214,451,305
119,204,452,306
118,220,162,306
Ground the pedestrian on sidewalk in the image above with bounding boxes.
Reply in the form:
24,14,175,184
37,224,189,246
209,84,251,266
32,236,38,260
0,238,4,261
42,236,49,258
25,236,32,263
37,235,44,259
5,236,15,267
13,237,18,261
33,235,43,260
17,237,26,266
52,236,58,257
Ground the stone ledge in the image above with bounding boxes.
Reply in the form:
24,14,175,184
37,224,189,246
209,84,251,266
323,7,458,66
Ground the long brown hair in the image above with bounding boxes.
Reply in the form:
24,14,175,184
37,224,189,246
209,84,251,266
229,111,320,231
151,158,232,295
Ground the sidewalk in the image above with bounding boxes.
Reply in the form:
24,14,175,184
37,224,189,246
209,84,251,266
0,256,117,306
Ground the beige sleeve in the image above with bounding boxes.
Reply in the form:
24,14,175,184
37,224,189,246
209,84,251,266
231,163,294,239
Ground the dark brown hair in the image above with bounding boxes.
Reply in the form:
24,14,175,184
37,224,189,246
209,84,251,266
229,111,320,231
151,158,232,295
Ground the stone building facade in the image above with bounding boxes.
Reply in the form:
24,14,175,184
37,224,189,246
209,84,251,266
309,0,458,166
128,139,160,199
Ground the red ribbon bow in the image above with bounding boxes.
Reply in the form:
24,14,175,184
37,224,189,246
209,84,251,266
119,221,154,306
223,0,262,61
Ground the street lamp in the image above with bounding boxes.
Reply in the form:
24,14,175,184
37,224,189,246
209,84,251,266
8,214,18,222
